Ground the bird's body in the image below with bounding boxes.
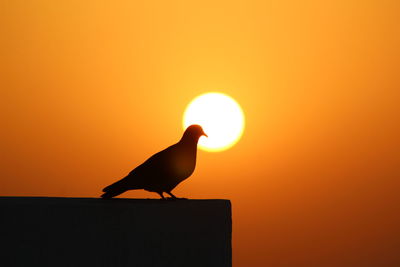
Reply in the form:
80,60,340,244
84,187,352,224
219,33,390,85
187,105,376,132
101,125,206,199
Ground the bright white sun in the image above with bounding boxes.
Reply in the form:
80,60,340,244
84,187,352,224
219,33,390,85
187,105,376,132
183,92,245,152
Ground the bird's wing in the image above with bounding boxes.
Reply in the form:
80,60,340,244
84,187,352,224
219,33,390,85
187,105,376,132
131,144,177,174
125,143,179,186
102,143,180,194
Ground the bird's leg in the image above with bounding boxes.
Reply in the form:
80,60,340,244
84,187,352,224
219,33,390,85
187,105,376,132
166,191,177,199
166,191,187,200
157,192,166,200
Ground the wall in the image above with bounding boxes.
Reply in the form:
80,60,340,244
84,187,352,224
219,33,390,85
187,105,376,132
0,197,231,267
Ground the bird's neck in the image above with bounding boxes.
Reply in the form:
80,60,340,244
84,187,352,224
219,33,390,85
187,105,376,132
180,135,200,145
180,137,200,152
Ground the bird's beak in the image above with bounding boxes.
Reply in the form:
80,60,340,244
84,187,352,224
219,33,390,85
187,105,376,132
203,131,208,137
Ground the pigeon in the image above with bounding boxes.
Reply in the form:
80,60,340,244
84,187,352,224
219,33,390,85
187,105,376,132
101,124,207,199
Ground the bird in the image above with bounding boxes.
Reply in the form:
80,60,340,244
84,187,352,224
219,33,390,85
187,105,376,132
101,124,207,200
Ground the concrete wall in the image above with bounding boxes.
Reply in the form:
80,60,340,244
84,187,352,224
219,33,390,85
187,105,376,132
0,197,231,267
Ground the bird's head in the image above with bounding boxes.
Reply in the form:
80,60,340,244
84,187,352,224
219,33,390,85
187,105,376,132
181,124,207,143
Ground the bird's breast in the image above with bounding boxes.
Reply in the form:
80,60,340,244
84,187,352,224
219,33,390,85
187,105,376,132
171,151,196,179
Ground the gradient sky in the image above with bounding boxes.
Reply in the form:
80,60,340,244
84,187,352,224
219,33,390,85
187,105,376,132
1,1,399,266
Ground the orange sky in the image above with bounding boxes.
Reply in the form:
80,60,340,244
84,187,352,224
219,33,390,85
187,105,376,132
1,1,399,266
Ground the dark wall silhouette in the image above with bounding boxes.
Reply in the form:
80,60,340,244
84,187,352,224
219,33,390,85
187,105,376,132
0,197,231,267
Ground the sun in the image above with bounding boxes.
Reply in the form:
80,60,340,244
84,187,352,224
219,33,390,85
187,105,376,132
183,92,245,152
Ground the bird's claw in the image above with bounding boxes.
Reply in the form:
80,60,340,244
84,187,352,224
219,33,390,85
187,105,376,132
166,197,187,201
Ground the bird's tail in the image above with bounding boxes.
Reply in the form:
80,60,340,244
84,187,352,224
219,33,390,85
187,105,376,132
101,189,124,199
101,180,127,199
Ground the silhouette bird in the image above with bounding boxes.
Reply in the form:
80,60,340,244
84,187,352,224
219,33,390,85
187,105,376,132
101,124,207,200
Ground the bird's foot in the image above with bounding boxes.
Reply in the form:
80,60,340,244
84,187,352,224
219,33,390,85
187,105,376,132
165,192,187,200
166,197,187,201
